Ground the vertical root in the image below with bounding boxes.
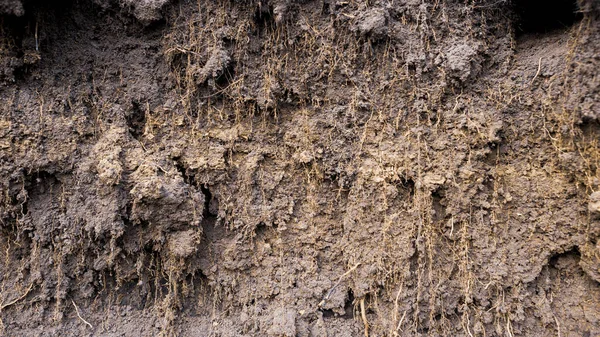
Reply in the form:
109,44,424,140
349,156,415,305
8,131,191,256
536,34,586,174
360,297,369,337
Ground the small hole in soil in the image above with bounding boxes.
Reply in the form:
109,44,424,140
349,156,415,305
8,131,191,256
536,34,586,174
213,60,236,89
255,222,268,236
549,247,581,268
254,3,273,28
200,185,212,216
399,178,415,197
343,289,355,318
127,100,146,139
200,184,220,218
321,308,335,318
322,2,331,15
514,0,582,36
431,189,446,223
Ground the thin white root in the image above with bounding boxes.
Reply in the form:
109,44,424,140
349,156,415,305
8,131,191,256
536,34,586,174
396,310,407,332
530,57,542,85
392,283,403,334
360,298,369,337
319,263,361,307
71,299,93,329
0,283,33,310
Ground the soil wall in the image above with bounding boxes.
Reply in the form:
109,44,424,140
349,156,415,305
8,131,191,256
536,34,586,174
0,0,599,336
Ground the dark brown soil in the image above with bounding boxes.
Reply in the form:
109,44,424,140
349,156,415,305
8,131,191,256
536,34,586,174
0,0,599,336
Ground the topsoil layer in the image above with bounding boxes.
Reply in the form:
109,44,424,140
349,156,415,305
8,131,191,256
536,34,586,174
0,0,599,336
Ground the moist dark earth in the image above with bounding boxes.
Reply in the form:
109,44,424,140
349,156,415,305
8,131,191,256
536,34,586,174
0,0,599,336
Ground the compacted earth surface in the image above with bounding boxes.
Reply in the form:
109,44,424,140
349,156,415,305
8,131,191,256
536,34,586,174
0,0,599,336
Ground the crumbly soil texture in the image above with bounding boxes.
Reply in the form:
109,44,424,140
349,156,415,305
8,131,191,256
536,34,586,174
0,0,599,336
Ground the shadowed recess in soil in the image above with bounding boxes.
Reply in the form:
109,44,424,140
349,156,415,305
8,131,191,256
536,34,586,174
514,0,583,36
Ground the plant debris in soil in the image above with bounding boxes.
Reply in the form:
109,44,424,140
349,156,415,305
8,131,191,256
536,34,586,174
0,0,599,336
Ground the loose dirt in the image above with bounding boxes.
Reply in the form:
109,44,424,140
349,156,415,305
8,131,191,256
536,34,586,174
0,0,599,336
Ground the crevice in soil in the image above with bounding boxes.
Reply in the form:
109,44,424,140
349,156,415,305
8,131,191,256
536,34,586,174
253,2,274,31
22,169,59,200
319,288,355,319
399,177,415,198
200,184,218,218
548,247,581,268
173,159,191,182
513,0,582,36
254,221,270,239
431,188,446,223
342,289,355,319
174,158,219,231
579,118,600,136
213,59,237,90
127,100,147,140
321,308,335,318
